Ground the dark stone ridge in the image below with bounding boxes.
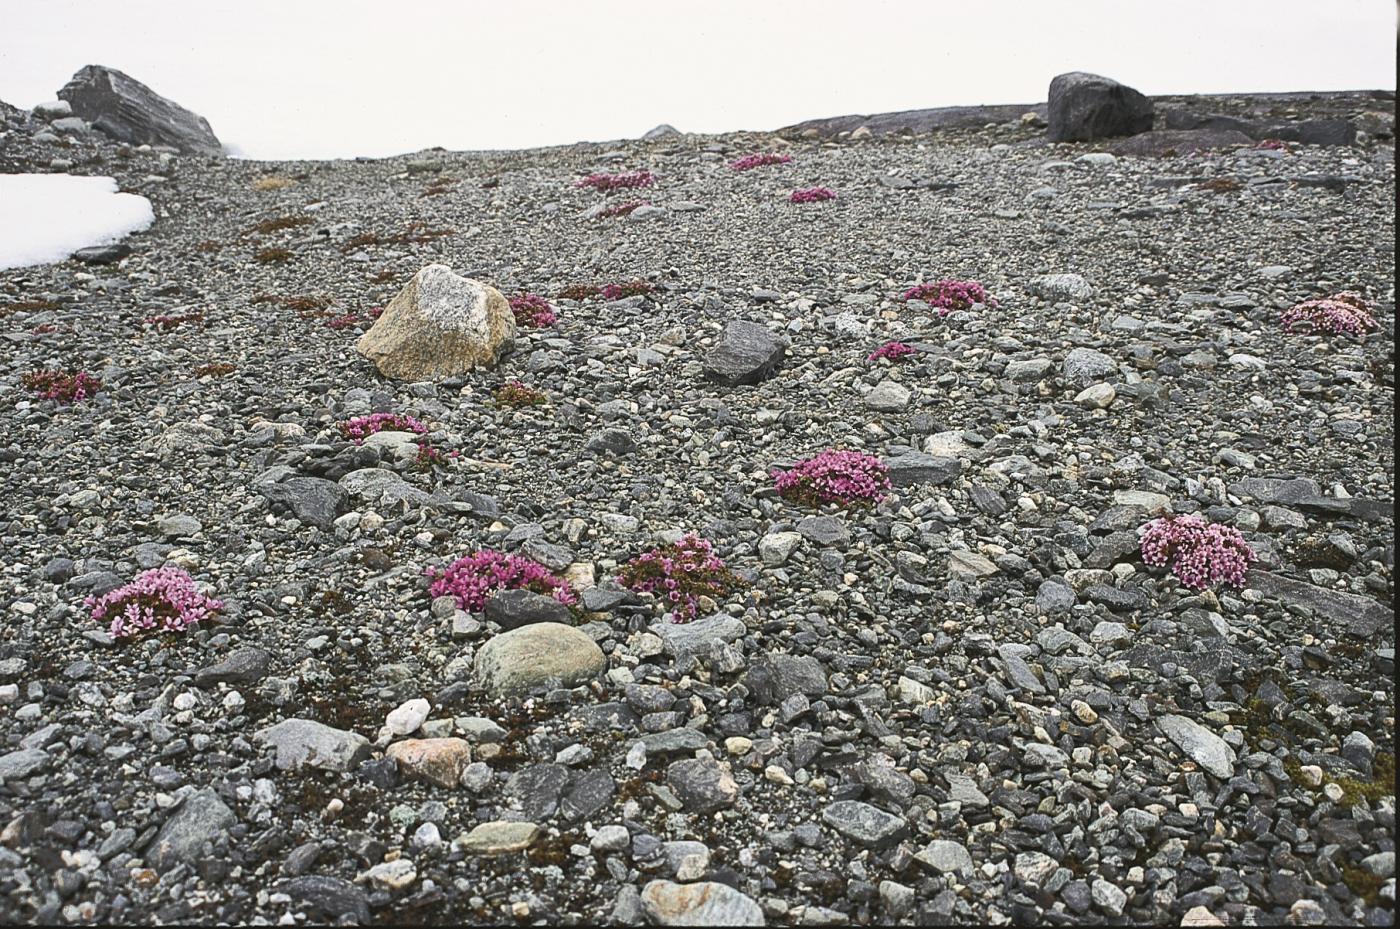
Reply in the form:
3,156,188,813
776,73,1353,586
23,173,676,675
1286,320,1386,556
57,64,222,155
1046,72,1154,142
779,103,1045,139
1111,128,1255,157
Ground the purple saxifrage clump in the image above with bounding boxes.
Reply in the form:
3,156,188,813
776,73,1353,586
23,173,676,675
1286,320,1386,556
426,550,577,613
616,534,742,623
87,567,223,640
23,370,101,403
577,171,655,191
509,294,558,328
789,186,836,203
730,152,792,171
868,341,916,363
901,279,999,314
774,450,891,507
1280,292,1378,338
1139,515,1257,591
597,200,649,218
338,412,428,443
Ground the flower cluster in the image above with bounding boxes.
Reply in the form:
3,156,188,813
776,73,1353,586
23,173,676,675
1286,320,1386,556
86,567,223,640
338,412,428,442
23,370,101,403
427,551,577,613
1139,515,1257,591
730,153,792,171
412,440,456,472
617,534,742,623
368,305,385,319
901,279,999,314
143,311,204,329
774,450,891,507
1255,138,1287,151
790,186,837,203
577,171,655,191
1280,292,1378,338
324,313,361,330
495,381,547,407
509,294,558,328
598,200,649,218
868,341,915,363
194,362,236,378
601,280,654,300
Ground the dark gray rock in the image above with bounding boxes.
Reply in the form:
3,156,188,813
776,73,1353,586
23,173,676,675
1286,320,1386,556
72,243,133,264
1046,72,1153,142
484,589,573,629
886,453,961,488
193,647,271,687
796,515,849,546
745,654,828,705
57,65,222,155
274,876,371,924
585,429,637,457
1111,128,1253,157
702,320,787,386
258,477,348,530
821,800,908,849
666,758,739,813
505,763,570,819
1247,570,1394,636
779,103,1044,139
147,788,236,871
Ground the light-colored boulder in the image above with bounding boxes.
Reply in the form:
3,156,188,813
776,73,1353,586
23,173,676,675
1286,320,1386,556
473,622,605,697
356,264,514,380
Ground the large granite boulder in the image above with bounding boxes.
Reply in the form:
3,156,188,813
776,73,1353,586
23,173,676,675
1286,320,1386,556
473,622,605,697
57,65,222,155
1047,72,1154,142
356,264,515,380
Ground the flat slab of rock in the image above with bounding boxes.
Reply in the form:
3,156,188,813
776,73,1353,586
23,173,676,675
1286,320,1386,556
1111,128,1253,157
1158,714,1236,779
641,880,765,927
1247,569,1394,637
821,800,908,848
915,839,975,876
58,65,222,154
651,614,747,657
702,320,786,386
357,264,515,380
255,718,371,772
148,788,235,871
455,821,540,855
1047,71,1153,142
473,622,605,697
1030,273,1094,303
193,646,270,687
886,452,962,488
483,589,574,629
274,876,370,924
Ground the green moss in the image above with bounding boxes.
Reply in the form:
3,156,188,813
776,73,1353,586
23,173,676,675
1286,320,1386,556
1334,752,1396,808
1341,862,1384,904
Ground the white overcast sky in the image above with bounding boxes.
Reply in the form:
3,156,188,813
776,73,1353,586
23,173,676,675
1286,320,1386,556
1,0,1394,160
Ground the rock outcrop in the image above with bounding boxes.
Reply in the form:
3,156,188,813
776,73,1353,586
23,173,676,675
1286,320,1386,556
57,65,222,154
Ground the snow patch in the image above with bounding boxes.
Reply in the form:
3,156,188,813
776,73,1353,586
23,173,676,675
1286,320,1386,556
0,174,154,271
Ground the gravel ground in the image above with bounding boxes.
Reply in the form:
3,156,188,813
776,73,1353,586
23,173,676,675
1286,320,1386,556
0,95,1395,926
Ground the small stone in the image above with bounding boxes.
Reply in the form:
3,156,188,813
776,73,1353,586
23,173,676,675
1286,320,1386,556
640,880,765,927
454,821,540,856
386,738,472,788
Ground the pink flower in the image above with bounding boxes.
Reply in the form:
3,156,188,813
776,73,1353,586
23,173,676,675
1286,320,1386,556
731,153,792,171
509,294,558,327
338,413,428,442
1280,292,1377,337
774,450,891,507
901,279,998,314
616,534,741,623
577,171,655,191
868,342,915,363
1139,515,1257,590
86,567,223,640
22,370,101,403
790,187,836,203
426,550,577,612
597,200,650,218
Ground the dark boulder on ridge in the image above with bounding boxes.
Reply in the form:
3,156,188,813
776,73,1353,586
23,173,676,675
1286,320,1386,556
1046,72,1154,142
57,65,222,155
